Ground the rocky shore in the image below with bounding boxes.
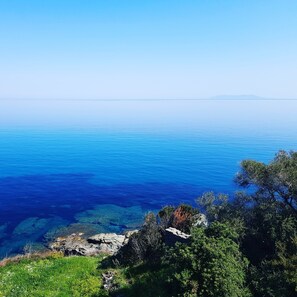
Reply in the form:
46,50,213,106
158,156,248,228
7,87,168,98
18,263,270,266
49,230,138,256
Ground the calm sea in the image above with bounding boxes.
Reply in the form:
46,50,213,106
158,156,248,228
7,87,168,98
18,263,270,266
0,99,296,257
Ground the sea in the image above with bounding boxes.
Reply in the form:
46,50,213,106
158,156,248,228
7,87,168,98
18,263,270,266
0,99,296,258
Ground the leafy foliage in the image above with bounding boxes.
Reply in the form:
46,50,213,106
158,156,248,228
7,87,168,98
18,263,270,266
169,204,199,233
163,223,251,297
236,150,297,214
113,212,164,266
158,204,199,233
158,205,176,228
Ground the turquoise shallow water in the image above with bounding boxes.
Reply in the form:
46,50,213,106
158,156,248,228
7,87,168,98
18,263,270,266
0,100,297,257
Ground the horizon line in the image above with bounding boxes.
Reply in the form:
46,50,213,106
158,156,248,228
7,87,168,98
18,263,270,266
1,98,297,101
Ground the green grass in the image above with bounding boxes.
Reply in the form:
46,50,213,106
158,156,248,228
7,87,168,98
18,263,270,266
0,254,169,297
0,255,109,297
118,264,170,297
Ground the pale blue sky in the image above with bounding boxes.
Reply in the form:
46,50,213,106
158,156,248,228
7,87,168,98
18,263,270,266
0,0,297,99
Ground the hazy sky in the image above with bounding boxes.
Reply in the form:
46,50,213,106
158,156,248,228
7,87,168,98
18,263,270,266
0,0,297,99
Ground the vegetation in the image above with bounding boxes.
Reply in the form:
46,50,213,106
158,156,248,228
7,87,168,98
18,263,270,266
0,253,107,297
236,150,297,214
113,212,164,266
163,222,251,297
1,150,296,296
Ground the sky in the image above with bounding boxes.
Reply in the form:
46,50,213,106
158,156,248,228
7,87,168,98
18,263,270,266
0,0,297,100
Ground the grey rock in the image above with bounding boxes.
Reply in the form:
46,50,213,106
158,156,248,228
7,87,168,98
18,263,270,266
50,230,138,256
193,213,208,227
88,233,125,254
123,229,139,244
165,227,191,246
49,233,99,256
102,271,117,291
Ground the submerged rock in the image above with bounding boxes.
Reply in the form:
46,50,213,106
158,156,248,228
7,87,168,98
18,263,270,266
44,223,106,242
13,217,50,235
0,216,68,259
0,224,7,240
75,204,144,232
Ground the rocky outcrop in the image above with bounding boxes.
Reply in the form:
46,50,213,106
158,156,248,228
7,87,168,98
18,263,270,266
49,230,138,256
165,227,191,246
49,233,98,256
123,229,139,242
88,233,126,254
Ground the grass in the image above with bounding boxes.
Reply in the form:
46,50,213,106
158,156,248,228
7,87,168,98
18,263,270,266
0,253,169,297
0,253,109,297
118,264,170,297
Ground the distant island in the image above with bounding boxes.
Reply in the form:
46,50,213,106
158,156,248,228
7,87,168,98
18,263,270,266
210,94,267,100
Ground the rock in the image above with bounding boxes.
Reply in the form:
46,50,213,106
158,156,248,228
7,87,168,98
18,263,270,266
124,230,139,237
193,213,208,227
49,233,99,256
88,233,125,254
123,229,139,244
102,271,117,291
165,227,191,246
49,231,138,256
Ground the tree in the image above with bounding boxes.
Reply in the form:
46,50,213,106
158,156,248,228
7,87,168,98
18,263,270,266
196,192,228,222
234,150,297,296
113,212,164,266
250,234,297,297
163,222,251,297
236,150,297,215
196,191,248,238
158,204,199,233
158,205,175,229
169,204,199,233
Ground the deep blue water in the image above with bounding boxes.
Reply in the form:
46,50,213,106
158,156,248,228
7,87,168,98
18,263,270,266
0,100,297,257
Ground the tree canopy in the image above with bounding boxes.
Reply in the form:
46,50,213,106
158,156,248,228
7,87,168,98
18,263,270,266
236,150,297,214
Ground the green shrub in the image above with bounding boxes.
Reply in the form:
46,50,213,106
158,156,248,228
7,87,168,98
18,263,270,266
163,223,251,297
113,212,164,266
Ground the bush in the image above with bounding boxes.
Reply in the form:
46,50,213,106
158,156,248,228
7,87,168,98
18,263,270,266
158,204,199,233
162,223,251,297
169,204,199,233
113,212,164,266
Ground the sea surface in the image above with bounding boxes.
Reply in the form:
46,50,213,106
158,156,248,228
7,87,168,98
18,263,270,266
0,99,297,257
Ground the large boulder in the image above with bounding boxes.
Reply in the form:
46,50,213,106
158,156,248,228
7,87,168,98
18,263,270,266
49,231,138,256
165,227,191,246
49,233,98,256
88,233,125,254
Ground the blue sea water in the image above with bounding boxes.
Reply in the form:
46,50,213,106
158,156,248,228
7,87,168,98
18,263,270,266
0,99,297,257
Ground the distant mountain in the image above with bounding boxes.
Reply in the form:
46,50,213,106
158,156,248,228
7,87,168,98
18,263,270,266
210,95,267,100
